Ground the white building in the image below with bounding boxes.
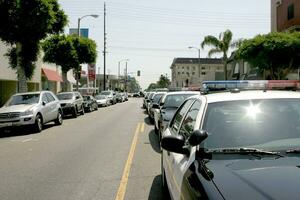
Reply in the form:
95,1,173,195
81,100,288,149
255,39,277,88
170,58,224,87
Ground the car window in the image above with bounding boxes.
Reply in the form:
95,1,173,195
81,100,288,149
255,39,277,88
6,94,40,106
163,94,196,108
170,99,195,135
57,93,74,100
42,94,49,103
46,93,55,102
178,100,201,139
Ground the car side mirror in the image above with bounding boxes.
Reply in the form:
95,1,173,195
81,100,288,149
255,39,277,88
76,96,80,100
152,103,159,109
42,101,47,106
160,102,164,106
188,130,208,147
161,135,189,155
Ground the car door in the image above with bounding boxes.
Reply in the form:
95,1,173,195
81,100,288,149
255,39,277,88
172,100,202,200
41,93,51,123
45,92,58,121
163,99,195,199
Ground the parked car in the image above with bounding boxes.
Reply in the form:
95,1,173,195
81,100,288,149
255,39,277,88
100,91,116,104
153,91,200,140
116,93,124,103
57,92,84,118
95,95,110,107
161,80,300,200
145,92,156,113
82,95,98,112
0,91,63,133
148,92,167,122
122,92,128,101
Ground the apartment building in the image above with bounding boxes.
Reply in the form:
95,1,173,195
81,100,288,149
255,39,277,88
271,0,300,32
170,58,223,87
0,41,77,106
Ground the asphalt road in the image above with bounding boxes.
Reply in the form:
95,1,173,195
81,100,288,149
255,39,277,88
0,98,169,200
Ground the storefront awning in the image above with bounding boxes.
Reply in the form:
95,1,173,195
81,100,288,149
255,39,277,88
42,68,63,82
67,70,77,84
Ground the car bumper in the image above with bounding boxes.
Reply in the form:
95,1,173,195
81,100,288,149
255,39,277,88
0,115,35,128
97,101,107,106
61,106,75,114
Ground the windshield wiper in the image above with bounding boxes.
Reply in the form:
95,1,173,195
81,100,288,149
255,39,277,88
209,148,284,158
286,149,300,154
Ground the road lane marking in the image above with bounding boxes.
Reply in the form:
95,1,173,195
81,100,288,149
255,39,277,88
22,138,33,143
140,122,145,133
115,123,141,200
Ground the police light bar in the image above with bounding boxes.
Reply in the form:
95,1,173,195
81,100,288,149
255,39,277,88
202,80,300,92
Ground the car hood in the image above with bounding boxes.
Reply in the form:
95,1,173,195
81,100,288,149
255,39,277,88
161,108,177,121
0,104,36,113
206,156,300,199
59,100,74,104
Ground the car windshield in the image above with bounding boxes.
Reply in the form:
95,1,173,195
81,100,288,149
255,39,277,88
57,93,74,100
163,94,194,108
6,94,40,106
101,91,111,95
153,93,165,104
202,99,300,151
83,96,90,101
95,95,106,100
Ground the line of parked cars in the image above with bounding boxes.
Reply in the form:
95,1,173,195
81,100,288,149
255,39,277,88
0,90,128,133
145,81,300,200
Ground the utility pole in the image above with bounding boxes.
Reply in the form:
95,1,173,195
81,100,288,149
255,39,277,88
103,2,107,91
125,61,128,92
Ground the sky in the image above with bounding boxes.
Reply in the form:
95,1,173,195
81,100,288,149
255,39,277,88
59,0,271,90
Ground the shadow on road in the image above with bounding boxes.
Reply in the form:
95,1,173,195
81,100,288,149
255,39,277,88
148,129,161,154
0,123,57,138
148,175,171,200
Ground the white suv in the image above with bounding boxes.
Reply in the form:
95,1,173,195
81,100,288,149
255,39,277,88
0,91,63,133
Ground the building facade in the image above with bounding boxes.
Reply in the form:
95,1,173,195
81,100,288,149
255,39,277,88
170,58,223,87
271,0,300,32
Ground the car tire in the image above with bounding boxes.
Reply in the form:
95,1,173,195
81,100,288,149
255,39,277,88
89,105,93,112
154,124,159,134
95,104,98,111
72,107,78,118
54,110,63,126
81,105,85,115
33,114,43,133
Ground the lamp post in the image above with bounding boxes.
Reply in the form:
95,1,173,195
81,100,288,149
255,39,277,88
76,14,99,91
188,46,201,84
118,59,129,90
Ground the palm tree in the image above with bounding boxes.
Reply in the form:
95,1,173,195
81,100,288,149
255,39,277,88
201,29,234,80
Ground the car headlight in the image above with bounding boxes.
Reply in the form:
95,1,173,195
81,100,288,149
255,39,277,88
21,109,33,116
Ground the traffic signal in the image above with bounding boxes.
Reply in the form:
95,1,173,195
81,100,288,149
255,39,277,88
137,70,141,76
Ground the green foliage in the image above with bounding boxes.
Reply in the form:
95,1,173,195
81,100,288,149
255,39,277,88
0,0,67,79
146,74,170,91
236,32,300,79
201,29,235,80
42,35,97,73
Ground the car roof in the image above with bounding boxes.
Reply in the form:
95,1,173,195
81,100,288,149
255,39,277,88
13,91,45,96
165,91,200,96
58,92,76,94
203,90,300,103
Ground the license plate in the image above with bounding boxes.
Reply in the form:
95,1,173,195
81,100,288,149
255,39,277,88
0,122,13,128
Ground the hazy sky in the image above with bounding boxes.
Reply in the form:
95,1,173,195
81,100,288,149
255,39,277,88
59,0,270,89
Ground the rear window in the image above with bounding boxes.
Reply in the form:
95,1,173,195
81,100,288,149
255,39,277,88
57,93,74,100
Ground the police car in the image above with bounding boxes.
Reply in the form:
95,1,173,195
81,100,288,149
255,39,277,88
161,80,300,200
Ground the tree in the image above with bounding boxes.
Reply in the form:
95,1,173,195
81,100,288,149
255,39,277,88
147,83,157,91
236,32,300,79
0,0,67,92
42,35,97,91
157,74,171,88
201,29,236,80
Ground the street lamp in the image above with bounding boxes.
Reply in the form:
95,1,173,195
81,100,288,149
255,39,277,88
188,46,201,84
75,14,99,91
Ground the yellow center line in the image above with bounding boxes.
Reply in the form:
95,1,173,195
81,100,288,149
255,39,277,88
115,123,141,200
140,122,145,133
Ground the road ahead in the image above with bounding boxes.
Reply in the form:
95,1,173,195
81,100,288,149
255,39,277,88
0,98,168,200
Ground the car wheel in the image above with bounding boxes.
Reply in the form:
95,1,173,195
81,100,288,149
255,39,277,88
95,104,98,110
81,105,85,115
33,114,43,133
72,107,78,118
154,124,159,134
54,110,63,125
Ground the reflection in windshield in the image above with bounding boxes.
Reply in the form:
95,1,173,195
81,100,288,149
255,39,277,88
95,95,106,100
153,93,164,104
7,94,40,106
164,94,194,108
203,99,300,150
57,93,74,100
